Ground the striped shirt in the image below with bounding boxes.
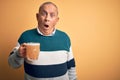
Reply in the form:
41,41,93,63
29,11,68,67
8,28,77,80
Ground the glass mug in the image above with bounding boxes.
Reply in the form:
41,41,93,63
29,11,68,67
26,43,40,61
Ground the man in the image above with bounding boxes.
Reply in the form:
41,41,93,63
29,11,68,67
8,2,77,80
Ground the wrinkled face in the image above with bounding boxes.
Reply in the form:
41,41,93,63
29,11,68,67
36,4,59,34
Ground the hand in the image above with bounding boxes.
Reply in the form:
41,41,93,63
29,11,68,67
18,43,27,58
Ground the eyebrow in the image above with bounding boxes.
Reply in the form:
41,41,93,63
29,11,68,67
40,9,57,15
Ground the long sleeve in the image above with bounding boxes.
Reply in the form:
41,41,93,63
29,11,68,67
67,47,77,80
8,43,24,68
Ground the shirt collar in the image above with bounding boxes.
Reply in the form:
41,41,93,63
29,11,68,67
37,27,56,36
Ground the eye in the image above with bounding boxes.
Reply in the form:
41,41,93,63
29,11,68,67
40,11,47,16
50,13,56,18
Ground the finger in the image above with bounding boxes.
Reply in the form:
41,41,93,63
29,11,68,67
21,43,27,47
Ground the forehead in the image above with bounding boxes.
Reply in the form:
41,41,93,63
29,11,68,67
40,4,58,13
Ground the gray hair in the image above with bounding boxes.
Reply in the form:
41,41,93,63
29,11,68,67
39,2,58,15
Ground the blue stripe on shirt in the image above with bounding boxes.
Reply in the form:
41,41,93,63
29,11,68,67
18,29,71,51
67,59,76,69
24,61,68,78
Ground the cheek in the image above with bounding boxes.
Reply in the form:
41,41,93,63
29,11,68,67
52,19,58,25
37,15,44,20
50,21,56,27
38,17,44,23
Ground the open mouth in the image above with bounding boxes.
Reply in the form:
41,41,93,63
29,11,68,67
44,24,49,28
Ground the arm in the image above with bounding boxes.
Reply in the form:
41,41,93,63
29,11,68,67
67,47,77,80
8,43,25,68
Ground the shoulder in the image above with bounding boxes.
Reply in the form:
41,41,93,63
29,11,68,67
18,28,37,44
21,28,37,35
56,29,71,44
56,29,70,38
55,29,71,50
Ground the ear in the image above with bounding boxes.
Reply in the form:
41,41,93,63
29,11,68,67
36,13,39,21
56,17,59,22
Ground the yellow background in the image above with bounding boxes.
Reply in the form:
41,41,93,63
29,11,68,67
0,0,120,80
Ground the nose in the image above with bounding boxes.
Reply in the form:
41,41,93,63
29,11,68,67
45,14,50,21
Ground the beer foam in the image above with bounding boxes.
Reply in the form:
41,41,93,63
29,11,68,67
26,43,40,46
